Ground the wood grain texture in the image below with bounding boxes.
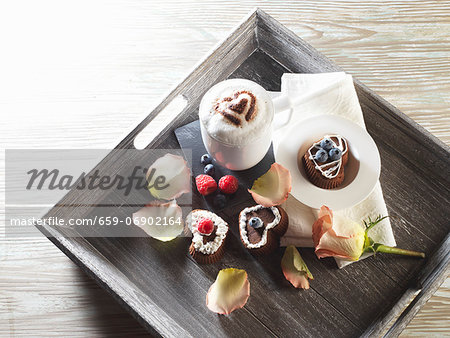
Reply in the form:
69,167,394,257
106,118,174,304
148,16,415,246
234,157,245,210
0,1,449,337
19,11,450,337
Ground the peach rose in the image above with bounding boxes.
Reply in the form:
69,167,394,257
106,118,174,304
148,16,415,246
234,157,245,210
312,206,365,261
312,206,425,262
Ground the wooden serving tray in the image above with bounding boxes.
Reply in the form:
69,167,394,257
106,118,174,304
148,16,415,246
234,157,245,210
36,9,450,337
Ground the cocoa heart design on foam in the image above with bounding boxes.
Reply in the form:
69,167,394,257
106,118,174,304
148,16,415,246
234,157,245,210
214,90,257,126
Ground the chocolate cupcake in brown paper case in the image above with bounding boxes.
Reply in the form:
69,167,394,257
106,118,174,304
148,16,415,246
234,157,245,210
185,209,229,264
301,135,349,189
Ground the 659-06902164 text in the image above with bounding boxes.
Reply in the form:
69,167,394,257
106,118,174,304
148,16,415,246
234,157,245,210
9,215,183,227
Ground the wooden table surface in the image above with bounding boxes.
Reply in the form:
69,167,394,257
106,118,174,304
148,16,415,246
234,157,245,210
1,1,449,336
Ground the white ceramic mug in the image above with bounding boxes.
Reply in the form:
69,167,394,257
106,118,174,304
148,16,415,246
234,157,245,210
199,79,292,170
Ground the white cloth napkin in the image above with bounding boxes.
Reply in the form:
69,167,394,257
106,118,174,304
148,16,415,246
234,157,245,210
271,72,396,268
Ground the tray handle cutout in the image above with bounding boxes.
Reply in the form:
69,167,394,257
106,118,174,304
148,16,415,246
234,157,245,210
134,95,188,149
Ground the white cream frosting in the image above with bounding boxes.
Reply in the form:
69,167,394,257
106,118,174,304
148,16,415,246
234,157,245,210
308,135,348,179
185,210,228,255
239,205,281,249
199,79,273,146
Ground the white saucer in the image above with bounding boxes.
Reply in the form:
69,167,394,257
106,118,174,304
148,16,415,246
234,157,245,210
275,115,381,210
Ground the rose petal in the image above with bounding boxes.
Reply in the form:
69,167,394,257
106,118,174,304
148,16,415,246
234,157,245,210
312,206,365,261
206,268,250,315
281,245,313,289
315,231,364,261
146,154,191,200
315,219,365,260
133,200,183,242
248,163,292,207
312,206,333,247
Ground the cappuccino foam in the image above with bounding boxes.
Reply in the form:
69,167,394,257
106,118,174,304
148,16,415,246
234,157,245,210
199,79,273,146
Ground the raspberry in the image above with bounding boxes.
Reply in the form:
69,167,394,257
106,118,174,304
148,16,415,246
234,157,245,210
195,174,217,196
218,175,238,194
197,218,214,235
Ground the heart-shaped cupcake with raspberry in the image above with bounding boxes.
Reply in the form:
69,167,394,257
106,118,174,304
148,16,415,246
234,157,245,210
185,209,229,264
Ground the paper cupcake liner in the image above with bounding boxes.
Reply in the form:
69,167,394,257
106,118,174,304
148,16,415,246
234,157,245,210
341,151,349,167
271,206,289,237
189,239,225,264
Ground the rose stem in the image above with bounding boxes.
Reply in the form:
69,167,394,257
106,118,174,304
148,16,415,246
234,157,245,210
375,245,425,258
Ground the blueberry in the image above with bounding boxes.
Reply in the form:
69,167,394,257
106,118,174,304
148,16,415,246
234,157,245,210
204,164,215,176
320,138,333,151
314,148,328,162
200,154,212,165
329,148,342,161
248,217,263,229
213,194,227,209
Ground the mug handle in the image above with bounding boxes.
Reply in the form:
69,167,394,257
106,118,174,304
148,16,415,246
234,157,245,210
272,95,293,131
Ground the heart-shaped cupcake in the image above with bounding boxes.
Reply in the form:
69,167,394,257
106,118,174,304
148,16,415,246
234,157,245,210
239,205,289,255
